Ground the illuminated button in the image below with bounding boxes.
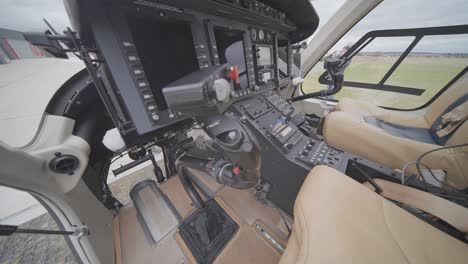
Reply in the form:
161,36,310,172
151,114,160,121
232,166,241,175
228,131,237,140
128,55,138,61
138,81,147,88
122,41,134,48
147,104,157,111
133,69,143,75
143,94,152,99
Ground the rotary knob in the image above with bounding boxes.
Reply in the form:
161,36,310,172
213,78,232,102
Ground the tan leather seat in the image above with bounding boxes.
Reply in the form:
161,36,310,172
280,166,468,264
324,78,468,189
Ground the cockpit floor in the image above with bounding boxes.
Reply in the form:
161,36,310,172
116,171,289,263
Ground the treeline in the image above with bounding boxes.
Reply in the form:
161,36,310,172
358,52,468,58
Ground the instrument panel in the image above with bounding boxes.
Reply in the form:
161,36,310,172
83,0,296,144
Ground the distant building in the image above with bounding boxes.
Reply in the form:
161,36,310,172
0,28,52,64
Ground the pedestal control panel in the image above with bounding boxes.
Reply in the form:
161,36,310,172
232,90,346,171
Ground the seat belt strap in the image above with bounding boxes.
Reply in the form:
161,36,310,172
435,101,468,138
363,179,468,233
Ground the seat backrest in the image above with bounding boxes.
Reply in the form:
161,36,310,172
424,79,468,187
425,76,467,126
424,77,468,145
445,122,468,181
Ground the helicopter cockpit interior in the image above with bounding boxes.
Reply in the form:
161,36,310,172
1,0,467,263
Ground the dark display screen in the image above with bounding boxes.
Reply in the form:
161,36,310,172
128,17,199,110
214,28,248,90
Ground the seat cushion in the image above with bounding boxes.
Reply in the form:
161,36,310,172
336,98,429,128
363,116,436,144
280,166,468,264
324,111,468,188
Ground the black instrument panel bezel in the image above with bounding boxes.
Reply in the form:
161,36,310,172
89,1,293,144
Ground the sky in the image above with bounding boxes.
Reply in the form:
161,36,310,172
1,0,70,33
1,0,467,53
310,0,468,53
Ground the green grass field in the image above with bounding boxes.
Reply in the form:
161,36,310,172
302,56,468,109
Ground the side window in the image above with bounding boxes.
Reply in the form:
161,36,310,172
0,186,78,263
383,35,468,108
303,0,468,110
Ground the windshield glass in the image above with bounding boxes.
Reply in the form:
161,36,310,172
303,0,468,109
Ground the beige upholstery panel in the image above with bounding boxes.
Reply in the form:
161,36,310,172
324,111,468,188
446,122,468,187
336,76,467,129
424,77,468,125
279,166,468,264
336,98,429,128
363,179,468,233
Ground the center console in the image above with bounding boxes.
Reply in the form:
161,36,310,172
229,90,400,214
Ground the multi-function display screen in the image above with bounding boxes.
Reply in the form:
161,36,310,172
278,44,289,77
258,46,273,66
128,17,199,110
214,28,248,90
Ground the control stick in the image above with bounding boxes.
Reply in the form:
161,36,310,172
175,155,252,209
291,57,345,102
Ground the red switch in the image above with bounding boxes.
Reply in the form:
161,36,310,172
232,166,241,175
229,65,240,85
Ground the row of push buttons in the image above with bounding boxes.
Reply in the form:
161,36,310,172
311,142,329,160
295,141,328,166
322,149,343,167
284,132,303,151
122,41,160,122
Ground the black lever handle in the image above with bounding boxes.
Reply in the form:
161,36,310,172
290,57,345,102
0,224,87,237
352,163,383,194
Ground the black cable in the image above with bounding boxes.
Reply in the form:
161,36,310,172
404,162,430,191
419,169,430,192
176,159,207,210
110,151,127,165
422,167,468,201
404,162,467,201
351,163,383,193
415,143,468,191
109,140,163,165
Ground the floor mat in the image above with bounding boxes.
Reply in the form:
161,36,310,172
178,200,239,264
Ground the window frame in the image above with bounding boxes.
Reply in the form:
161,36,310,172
303,24,468,110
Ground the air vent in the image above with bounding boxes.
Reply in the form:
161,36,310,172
49,152,79,175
